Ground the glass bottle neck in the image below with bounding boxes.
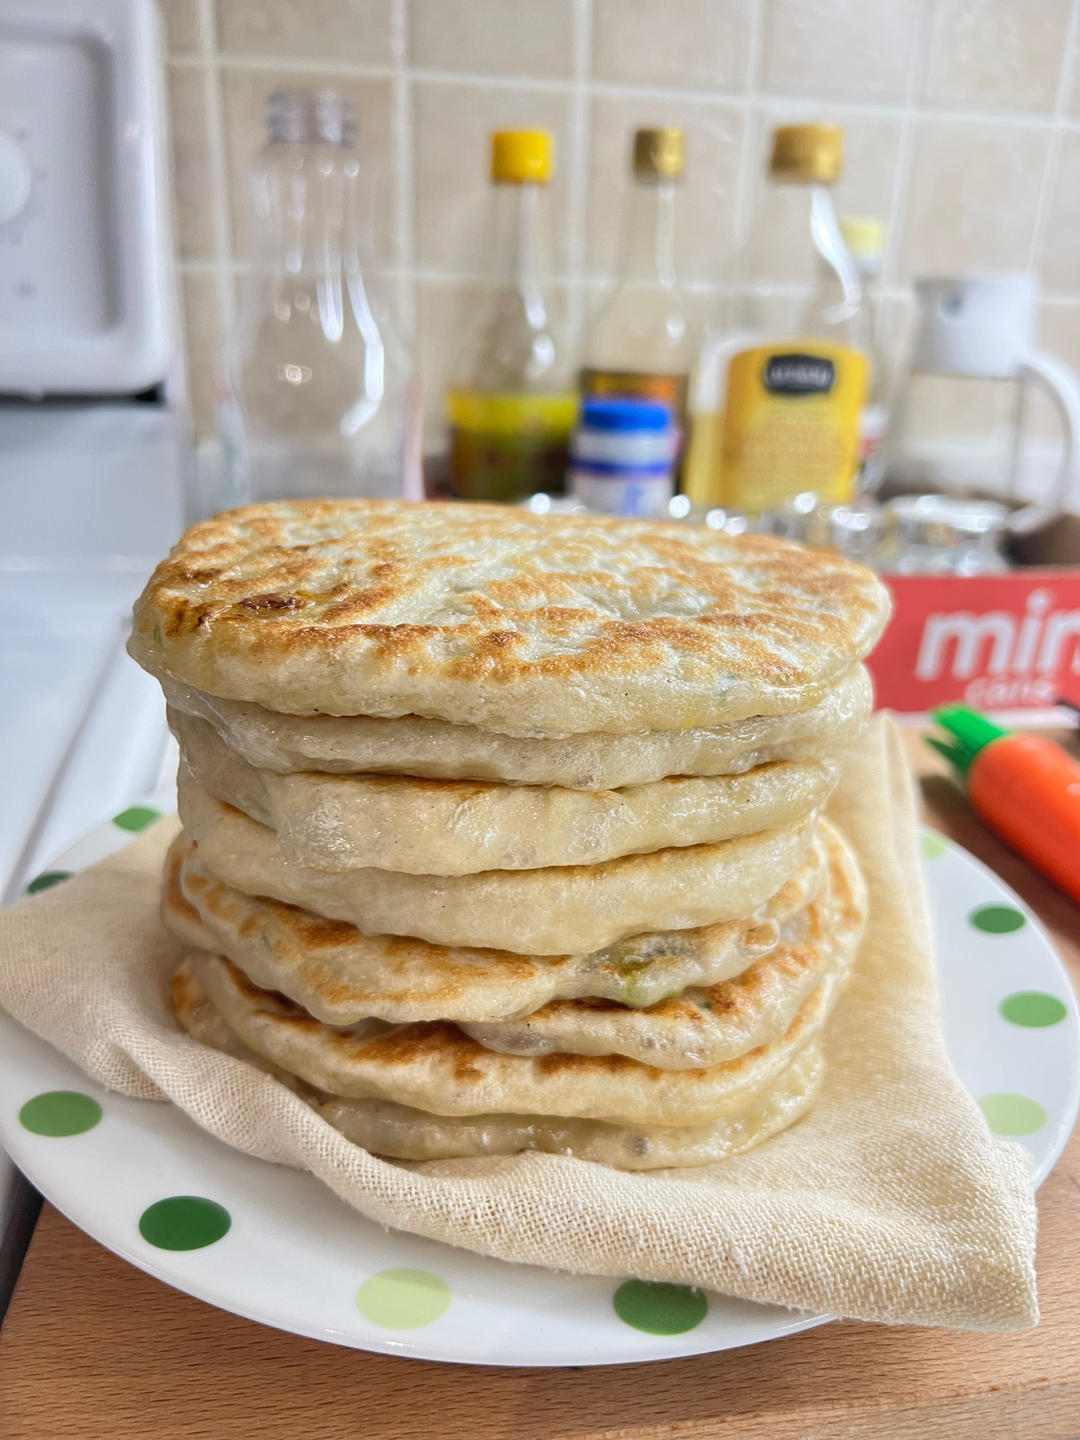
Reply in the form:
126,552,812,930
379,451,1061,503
729,179,862,340
805,184,860,320
486,181,549,289
618,178,679,286
765,182,860,337
453,180,565,392
248,141,367,275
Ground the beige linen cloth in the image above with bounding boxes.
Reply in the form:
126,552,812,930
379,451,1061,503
0,716,1038,1330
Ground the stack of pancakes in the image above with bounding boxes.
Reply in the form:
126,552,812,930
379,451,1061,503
129,500,890,1171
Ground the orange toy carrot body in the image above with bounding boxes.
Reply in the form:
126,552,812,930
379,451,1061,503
930,706,1080,906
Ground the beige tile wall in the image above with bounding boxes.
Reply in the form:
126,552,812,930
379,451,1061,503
162,0,1080,448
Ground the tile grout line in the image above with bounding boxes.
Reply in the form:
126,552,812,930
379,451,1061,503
730,0,766,255
1025,0,1080,273
193,0,211,59
566,0,593,345
173,260,1080,307
390,0,416,336
879,0,932,293
197,0,236,331
167,52,1080,130
175,52,396,79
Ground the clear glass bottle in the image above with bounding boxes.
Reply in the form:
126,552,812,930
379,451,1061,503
221,89,421,506
684,124,868,514
838,215,888,480
580,127,698,482
445,130,577,502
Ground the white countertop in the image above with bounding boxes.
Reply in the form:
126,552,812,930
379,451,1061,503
0,402,187,1285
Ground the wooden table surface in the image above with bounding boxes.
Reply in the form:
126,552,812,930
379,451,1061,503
2,729,1079,1440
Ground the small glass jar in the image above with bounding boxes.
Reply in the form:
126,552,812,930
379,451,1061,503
878,495,1009,575
814,501,886,565
759,491,820,543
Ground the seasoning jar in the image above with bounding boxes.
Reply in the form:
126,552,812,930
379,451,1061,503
569,397,676,517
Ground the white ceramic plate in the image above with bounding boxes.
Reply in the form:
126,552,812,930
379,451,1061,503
1,803,1077,1367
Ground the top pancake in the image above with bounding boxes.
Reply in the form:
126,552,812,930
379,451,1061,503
128,500,891,737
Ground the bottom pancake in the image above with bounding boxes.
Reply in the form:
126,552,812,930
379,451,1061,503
175,944,839,1126
318,1050,824,1170
172,962,824,1171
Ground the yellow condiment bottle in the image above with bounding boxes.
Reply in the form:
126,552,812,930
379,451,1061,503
685,124,869,514
445,131,577,501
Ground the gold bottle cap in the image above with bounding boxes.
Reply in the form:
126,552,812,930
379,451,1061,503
491,130,553,184
769,124,844,184
633,127,685,181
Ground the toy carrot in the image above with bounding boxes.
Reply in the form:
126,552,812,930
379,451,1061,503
928,704,1080,906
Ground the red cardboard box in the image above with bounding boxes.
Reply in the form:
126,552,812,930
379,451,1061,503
869,569,1080,714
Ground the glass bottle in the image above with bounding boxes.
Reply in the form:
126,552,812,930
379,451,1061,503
685,124,867,515
580,127,697,483
445,130,576,502
838,215,888,480
220,89,421,506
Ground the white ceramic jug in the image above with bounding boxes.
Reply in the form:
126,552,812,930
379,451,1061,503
879,273,1080,533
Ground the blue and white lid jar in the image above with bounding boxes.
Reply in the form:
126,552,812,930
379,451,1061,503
569,397,676,517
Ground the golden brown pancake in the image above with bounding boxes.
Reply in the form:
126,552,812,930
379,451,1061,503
159,663,873,790
174,707,840,875
171,956,826,1171
461,821,865,1067
128,499,891,735
162,829,828,1023
171,827,862,1128
176,945,845,1127
176,766,819,954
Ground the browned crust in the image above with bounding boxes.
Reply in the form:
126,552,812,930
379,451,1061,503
130,501,890,731
161,831,825,1019
180,819,863,1095
211,952,819,1091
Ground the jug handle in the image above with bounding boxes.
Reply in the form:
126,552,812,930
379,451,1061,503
1012,349,1080,534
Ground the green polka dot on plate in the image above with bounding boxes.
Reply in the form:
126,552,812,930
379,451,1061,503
613,1280,708,1335
19,1090,102,1137
139,1196,231,1250
113,805,162,833
999,991,1067,1028
979,1093,1047,1136
356,1268,451,1329
969,904,1026,935
920,831,947,860
26,870,73,895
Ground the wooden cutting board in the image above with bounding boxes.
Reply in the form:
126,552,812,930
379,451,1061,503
1,731,1079,1439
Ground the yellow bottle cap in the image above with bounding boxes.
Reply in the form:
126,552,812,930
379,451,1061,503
839,215,885,261
633,127,685,181
491,130,553,184
769,124,844,184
